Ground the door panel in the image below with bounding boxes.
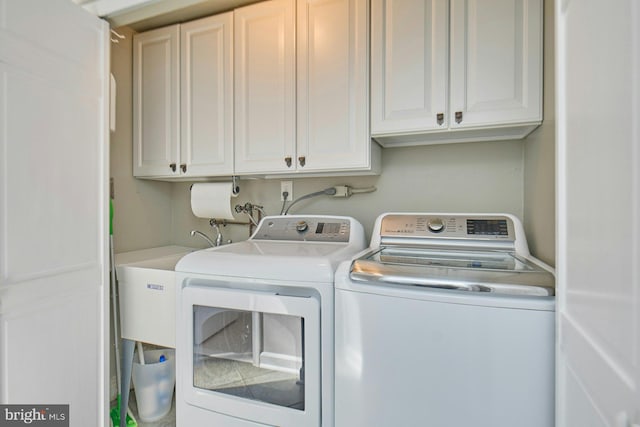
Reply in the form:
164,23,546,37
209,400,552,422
0,0,109,425
1,69,100,280
556,0,640,425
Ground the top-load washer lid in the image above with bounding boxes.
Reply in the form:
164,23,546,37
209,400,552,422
350,247,555,296
176,215,366,283
350,213,555,297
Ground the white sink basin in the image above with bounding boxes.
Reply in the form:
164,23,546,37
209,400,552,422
115,246,197,348
121,253,186,271
115,245,196,270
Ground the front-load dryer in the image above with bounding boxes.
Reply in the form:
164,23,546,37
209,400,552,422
175,215,365,427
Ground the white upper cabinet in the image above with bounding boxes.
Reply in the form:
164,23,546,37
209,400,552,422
135,0,379,178
180,13,234,177
371,0,543,146
133,25,180,177
133,13,234,178
449,0,542,129
233,0,297,174
235,0,379,175
370,0,449,134
296,0,376,173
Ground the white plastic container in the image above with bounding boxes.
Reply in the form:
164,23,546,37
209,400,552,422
132,349,176,422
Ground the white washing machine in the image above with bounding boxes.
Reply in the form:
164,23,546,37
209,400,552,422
334,213,555,427
175,215,365,427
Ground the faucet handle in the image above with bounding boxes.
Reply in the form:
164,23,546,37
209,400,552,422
210,222,223,247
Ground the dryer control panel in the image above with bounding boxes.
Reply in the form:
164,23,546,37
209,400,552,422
252,216,352,242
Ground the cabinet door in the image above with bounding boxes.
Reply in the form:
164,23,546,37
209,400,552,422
449,0,542,128
133,25,180,177
297,0,371,172
234,0,296,174
370,0,448,135
181,13,234,177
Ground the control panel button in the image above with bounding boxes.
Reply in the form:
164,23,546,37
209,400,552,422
427,218,445,233
296,220,309,232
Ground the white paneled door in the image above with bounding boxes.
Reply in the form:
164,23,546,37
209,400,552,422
0,0,109,426
556,0,640,426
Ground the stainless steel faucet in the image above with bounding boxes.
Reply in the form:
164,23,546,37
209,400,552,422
190,220,224,247
190,230,216,247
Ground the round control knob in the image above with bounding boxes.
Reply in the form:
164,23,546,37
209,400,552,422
427,218,445,233
296,220,309,232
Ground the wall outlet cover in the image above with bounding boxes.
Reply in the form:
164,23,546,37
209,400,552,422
281,181,293,201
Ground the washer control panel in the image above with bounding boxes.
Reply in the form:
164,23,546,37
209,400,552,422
380,214,515,241
252,216,351,242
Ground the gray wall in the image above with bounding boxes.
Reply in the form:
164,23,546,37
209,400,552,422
110,27,173,254
523,0,555,266
109,27,173,401
170,141,525,248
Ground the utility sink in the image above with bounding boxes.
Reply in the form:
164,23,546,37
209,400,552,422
115,246,196,348
122,253,186,271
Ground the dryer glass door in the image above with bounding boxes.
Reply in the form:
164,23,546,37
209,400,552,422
192,307,305,408
181,284,321,427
